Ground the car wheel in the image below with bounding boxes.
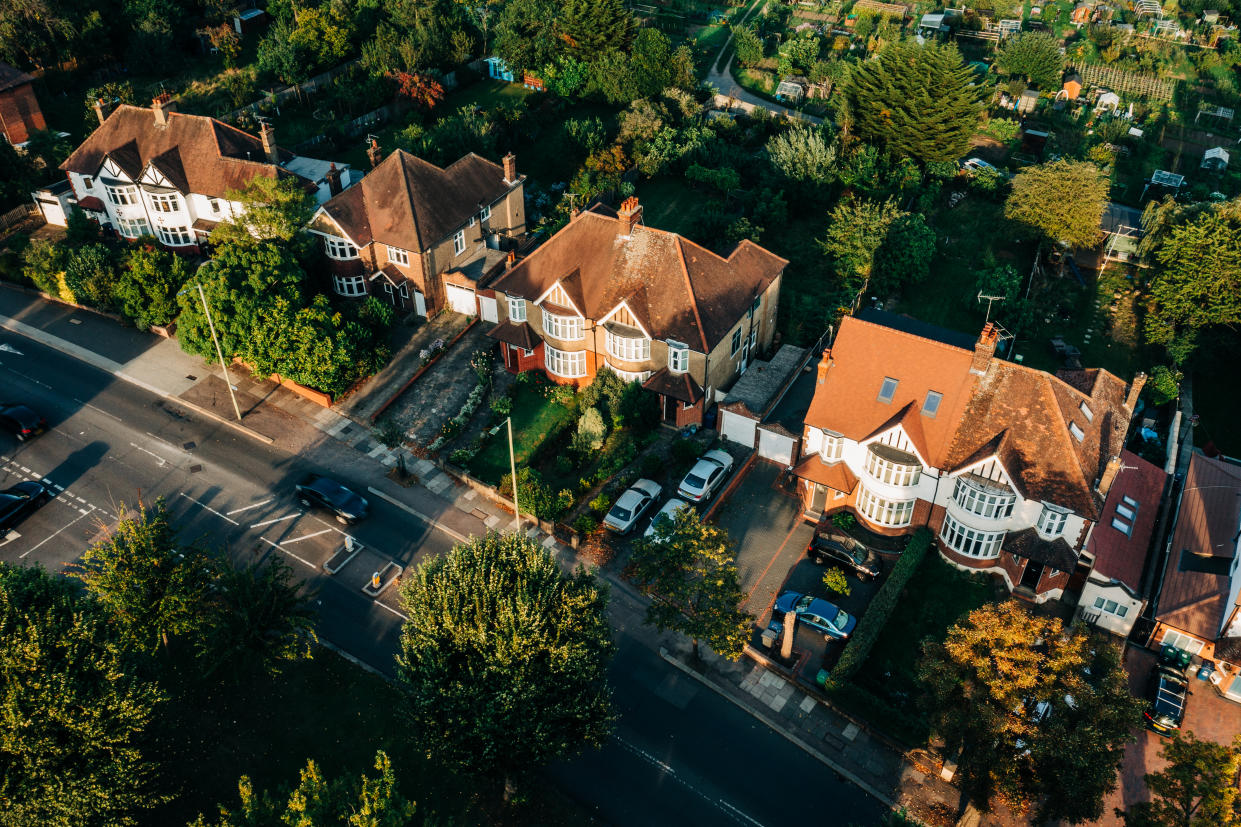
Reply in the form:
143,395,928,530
299,498,311,508
336,514,350,525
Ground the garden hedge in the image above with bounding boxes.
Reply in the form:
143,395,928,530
828,526,933,686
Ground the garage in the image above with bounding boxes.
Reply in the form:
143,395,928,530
445,284,477,316
478,294,499,323
757,424,797,466
719,406,758,447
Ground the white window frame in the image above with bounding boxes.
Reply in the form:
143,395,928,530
1069,421,1085,442
468,215,476,228
1080,402,1094,422
923,390,943,417
387,245,409,266
333,274,367,297
668,342,689,373
1161,629,1205,656
106,184,138,206
116,216,151,239
1036,505,1069,538
399,282,409,299
1111,517,1133,536
878,376,899,403
542,308,584,341
605,361,651,383
508,297,527,322
480,204,492,221
820,430,843,462
545,344,586,379
856,486,915,528
731,327,742,355
606,330,650,362
383,281,394,295
453,230,466,254
156,225,193,246
941,512,1005,560
325,237,359,260
863,447,922,487
1090,596,1129,618
148,191,182,213
952,477,1016,519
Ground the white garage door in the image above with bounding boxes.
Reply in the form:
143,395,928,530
478,295,499,323
445,284,477,316
719,409,757,448
757,426,797,465
37,197,66,227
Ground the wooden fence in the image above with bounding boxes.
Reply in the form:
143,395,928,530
0,204,39,234
1069,62,1176,101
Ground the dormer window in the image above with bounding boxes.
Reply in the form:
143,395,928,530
1069,422,1085,442
1036,505,1069,538
149,192,181,213
668,341,689,373
325,237,358,260
387,245,409,266
820,430,843,462
922,390,943,417
878,377,899,403
508,296,527,322
1079,402,1093,422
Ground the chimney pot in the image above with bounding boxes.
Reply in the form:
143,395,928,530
618,196,642,235
1098,454,1123,495
1126,372,1147,411
367,139,383,169
970,323,998,376
259,120,279,164
93,98,109,126
816,348,833,385
325,162,343,196
503,153,517,184
151,93,176,128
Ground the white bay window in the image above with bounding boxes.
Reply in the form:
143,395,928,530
542,309,584,341
856,486,914,528
545,345,586,378
941,513,1004,559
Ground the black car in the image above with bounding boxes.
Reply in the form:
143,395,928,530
295,474,368,525
0,481,51,532
0,404,47,441
1144,660,1190,737
806,534,883,581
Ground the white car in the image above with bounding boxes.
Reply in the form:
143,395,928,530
676,449,735,503
960,156,997,173
602,478,662,534
643,498,692,539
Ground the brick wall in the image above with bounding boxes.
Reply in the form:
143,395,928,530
0,83,46,145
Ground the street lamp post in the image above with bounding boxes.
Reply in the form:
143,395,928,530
179,277,242,422
507,415,521,531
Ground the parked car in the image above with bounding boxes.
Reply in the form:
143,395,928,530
643,498,692,540
676,449,735,503
774,591,858,641
603,479,662,534
960,156,997,172
0,481,51,532
0,403,47,442
806,534,883,581
295,474,368,525
1144,651,1190,736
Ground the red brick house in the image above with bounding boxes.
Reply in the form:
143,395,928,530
485,198,787,427
0,62,47,146
307,148,526,316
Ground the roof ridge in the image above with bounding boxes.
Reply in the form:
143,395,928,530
1032,368,1096,505
674,236,710,352
847,315,976,355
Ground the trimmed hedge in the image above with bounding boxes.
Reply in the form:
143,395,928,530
828,526,933,686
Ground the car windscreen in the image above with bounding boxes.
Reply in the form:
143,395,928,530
609,506,632,522
834,608,852,628
684,473,707,489
795,595,813,612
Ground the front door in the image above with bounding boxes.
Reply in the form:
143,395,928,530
1020,560,1044,590
413,290,426,317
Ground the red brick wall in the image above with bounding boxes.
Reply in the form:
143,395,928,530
0,83,46,145
1036,565,1070,595
942,544,1001,570
675,397,704,428
998,552,1025,585
503,342,544,374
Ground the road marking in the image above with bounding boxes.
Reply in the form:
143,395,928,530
366,486,468,543
259,538,316,570
251,512,300,528
0,343,22,355
280,528,332,545
8,369,49,388
227,498,273,515
717,800,765,827
614,736,769,827
178,492,239,525
20,507,94,559
128,442,167,467
375,601,410,622
74,399,122,422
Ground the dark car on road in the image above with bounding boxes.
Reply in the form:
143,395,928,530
0,404,47,442
1144,655,1190,737
806,534,883,581
295,475,368,525
0,481,51,532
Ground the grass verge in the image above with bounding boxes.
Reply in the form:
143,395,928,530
469,382,576,484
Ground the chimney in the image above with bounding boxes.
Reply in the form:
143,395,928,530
367,139,383,169
506,250,516,269
618,196,642,236
970,322,998,376
325,163,343,196
259,120,278,164
502,153,518,184
93,98,111,126
1098,455,1123,495
1125,372,1147,411
152,93,176,128
816,349,833,385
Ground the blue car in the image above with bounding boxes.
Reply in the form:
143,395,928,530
774,591,857,641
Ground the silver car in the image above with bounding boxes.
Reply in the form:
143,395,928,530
603,479,662,534
676,449,735,503
643,497,692,540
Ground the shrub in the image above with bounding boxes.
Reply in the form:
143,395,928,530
573,407,608,454
573,514,599,534
589,493,612,516
638,452,664,479
449,448,474,466
822,567,852,597
1146,365,1182,407
832,512,856,531
499,468,575,521
490,396,513,417
828,527,932,686
671,438,704,466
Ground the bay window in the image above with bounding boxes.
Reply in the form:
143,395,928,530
940,513,1004,560
117,217,151,239
606,330,650,361
545,345,586,378
1036,505,1069,538
668,342,689,373
820,431,843,462
325,237,358,260
106,184,138,206
863,444,922,487
951,476,1016,519
855,486,914,528
542,309,584,341
156,225,193,246
148,191,181,213
508,296,527,322
332,274,367,297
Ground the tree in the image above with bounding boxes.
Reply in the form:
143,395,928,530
396,532,614,795
765,124,837,195
918,601,1142,821
733,25,763,67
1004,159,1108,248
846,41,984,163
573,406,608,453
19,236,67,297
629,507,752,660
73,500,217,656
0,0,75,69
821,196,931,301
873,212,936,294
388,70,445,110
213,176,316,247
192,751,416,827
0,564,166,827
822,567,851,597
1120,733,1241,827
996,32,1064,90
113,242,190,329
493,0,560,74
560,0,634,56
63,242,118,309
587,29,694,104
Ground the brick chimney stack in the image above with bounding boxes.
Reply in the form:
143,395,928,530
502,153,517,184
816,349,833,385
93,98,111,126
970,322,998,376
1097,455,1123,495
259,120,279,164
152,93,176,128
506,250,516,269
325,163,343,196
1125,372,1147,411
367,138,383,169
618,196,642,236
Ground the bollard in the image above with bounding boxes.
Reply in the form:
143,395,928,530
371,571,381,590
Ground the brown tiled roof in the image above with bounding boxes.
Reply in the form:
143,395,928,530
644,368,704,403
0,63,34,93
191,217,220,232
61,104,305,198
1087,449,1166,591
488,320,540,351
318,149,511,251
792,456,858,493
76,196,106,211
491,205,786,352
1155,453,1241,640
1004,528,1078,571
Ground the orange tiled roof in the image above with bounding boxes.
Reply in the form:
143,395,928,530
792,455,859,493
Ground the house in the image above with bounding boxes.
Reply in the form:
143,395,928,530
1072,2,1094,24
0,62,47,146
308,149,526,316
485,198,787,427
1151,453,1241,702
1078,449,1167,636
58,96,351,251
793,310,1143,601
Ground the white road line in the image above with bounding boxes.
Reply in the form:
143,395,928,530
18,466,29,473
366,486,468,543
718,801,766,827
128,442,167,467
74,399,123,422
279,528,332,544
259,538,317,570
20,507,94,559
178,492,239,525
251,512,301,528
227,498,273,515
375,601,410,622
10,370,49,389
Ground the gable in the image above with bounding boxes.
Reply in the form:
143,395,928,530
140,165,172,188
862,423,930,468
535,281,584,316
599,300,652,338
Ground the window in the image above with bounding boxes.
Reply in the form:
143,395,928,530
606,330,650,362
856,487,915,528
508,297,527,322
668,342,689,373
156,225,193,246
863,446,922,487
383,281,394,295
387,246,409,266
399,283,409,299
149,192,181,213
1111,517,1133,536
1161,629,1205,656
82,176,94,190
106,184,137,206
604,362,651,383
453,230,465,254
324,237,358,260
545,345,586,378
1036,505,1069,538
468,216,476,227
332,274,367,297
542,309,584,341
1069,422,1085,442
878,377,899,403
116,217,151,239
941,513,1005,560
210,197,222,214
820,431,843,462
1080,402,1094,422
922,390,943,417
731,328,742,355
952,476,1016,519
480,204,491,221
1091,596,1129,619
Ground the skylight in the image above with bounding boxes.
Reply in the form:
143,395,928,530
1069,422,1085,442
878,377,898,404
1080,402,1093,422
922,390,943,417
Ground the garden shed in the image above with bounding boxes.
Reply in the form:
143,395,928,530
1203,146,1231,171
775,78,807,103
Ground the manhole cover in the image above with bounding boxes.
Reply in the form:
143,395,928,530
189,464,203,473
182,441,196,450
69,318,82,325
185,374,197,381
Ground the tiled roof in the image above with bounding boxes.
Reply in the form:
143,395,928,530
61,104,306,198
1004,528,1079,571
488,320,540,351
1155,453,1241,640
75,196,106,211
0,62,34,93
491,204,786,352
644,368,704,403
792,456,858,493
318,149,511,252
1087,449,1167,591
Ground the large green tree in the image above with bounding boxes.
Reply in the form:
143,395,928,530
493,0,560,75
996,31,1065,89
1004,159,1109,248
629,507,752,660
213,176,317,247
846,41,984,163
918,601,1142,822
1120,732,1241,827
766,124,837,195
561,0,633,56
0,564,166,827
113,242,191,330
396,532,614,796
821,196,933,301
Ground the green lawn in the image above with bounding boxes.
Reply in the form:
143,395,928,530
636,177,702,236
449,78,537,111
468,382,576,485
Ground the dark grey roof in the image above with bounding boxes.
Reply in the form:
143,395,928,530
855,307,978,350
722,344,807,417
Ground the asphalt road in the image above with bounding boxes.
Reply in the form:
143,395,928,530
0,326,886,826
